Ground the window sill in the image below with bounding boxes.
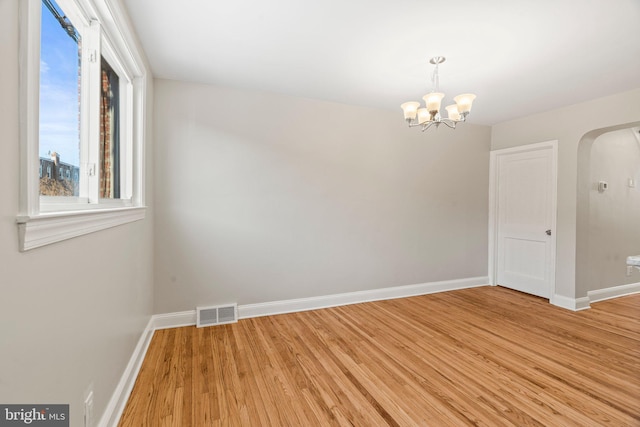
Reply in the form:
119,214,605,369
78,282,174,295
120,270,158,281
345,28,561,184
16,206,146,251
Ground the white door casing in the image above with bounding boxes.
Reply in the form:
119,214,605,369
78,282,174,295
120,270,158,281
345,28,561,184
489,141,558,299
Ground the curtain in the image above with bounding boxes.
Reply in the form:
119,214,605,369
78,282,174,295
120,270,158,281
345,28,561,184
99,59,120,199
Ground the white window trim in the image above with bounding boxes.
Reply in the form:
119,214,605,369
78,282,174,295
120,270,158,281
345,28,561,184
17,0,147,251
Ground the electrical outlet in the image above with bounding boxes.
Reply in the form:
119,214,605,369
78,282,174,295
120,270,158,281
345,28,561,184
84,390,94,427
627,266,634,277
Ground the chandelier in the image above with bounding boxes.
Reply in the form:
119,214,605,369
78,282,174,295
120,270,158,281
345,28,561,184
401,57,476,131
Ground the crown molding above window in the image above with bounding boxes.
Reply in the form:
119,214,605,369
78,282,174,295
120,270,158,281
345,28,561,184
17,206,146,251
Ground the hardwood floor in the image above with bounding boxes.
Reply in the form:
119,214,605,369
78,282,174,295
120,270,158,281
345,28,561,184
118,287,640,426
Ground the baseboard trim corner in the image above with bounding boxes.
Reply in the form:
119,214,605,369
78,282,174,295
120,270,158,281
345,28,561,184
551,294,591,311
551,282,640,312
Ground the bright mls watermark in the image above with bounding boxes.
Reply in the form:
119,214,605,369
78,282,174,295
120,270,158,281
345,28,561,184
0,405,68,426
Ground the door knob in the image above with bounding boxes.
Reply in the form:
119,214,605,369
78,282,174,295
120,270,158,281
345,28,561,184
546,229,552,236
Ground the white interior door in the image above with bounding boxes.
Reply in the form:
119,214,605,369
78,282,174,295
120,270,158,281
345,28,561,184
491,142,557,299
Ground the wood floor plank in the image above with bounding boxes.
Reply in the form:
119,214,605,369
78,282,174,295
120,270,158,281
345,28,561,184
119,287,640,426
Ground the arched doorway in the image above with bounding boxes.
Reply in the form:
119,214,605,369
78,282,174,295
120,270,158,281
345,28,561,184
576,122,640,301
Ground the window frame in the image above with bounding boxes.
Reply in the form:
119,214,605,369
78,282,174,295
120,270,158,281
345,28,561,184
17,0,147,251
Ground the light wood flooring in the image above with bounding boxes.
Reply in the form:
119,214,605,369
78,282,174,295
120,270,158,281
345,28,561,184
119,286,640,426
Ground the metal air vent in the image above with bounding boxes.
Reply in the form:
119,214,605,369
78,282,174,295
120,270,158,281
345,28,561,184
196,303,238,327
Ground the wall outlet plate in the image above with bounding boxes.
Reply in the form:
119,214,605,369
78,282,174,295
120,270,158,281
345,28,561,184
598,181,608,192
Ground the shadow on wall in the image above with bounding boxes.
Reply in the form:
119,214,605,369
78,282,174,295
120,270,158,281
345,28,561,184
576,122,640,297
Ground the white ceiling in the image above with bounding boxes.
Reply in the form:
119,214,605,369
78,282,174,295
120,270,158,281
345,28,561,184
122,0,640,125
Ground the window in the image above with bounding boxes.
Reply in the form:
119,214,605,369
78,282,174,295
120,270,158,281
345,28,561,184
18,0,146,251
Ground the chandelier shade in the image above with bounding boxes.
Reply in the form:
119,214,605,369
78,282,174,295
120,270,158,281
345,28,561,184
445,104,461,121
453,93,476,114
417,108,430,124
401,57,476,131
400,102,420,120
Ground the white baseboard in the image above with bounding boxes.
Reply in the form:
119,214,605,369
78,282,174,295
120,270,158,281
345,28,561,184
239,276,488,319
100,275,487,426
588,282,640,303
551,294,591,311
98,316,155,427
151,310,197,330
150,276,489,328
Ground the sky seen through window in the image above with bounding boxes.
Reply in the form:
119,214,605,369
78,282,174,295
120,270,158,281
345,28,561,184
39,0,80,167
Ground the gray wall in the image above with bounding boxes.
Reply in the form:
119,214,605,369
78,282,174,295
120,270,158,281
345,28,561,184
491,89,640,299
153,79,491,313
0,1,154,425
587,128,640,291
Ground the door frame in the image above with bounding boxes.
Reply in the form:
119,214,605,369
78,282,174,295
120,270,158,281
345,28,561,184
488,140,558,300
